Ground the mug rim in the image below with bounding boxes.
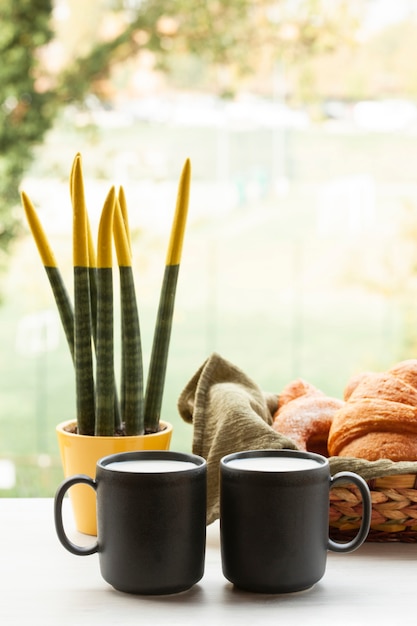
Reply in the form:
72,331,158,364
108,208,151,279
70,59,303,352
98,450,207,474
221,448,329,473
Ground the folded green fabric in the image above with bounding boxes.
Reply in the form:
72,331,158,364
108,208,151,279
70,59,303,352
178,353,417,524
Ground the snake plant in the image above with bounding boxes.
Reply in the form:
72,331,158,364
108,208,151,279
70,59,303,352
21,153,191,436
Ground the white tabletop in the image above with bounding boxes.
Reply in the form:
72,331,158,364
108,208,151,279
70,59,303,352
0,498,415,626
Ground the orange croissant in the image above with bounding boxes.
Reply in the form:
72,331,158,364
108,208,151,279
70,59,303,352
328,359,417,461
272,379,344,456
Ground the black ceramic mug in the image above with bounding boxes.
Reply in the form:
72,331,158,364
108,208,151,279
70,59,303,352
220,449,371,594
54,450,207,595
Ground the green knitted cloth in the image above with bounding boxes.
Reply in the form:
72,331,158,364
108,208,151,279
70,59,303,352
178,353,417,524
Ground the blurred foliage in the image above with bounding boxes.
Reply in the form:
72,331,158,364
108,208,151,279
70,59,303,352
55,0,361,101
0,0,55,262
0,0,363,264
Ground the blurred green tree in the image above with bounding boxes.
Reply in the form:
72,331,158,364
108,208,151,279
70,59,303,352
0,0,54,261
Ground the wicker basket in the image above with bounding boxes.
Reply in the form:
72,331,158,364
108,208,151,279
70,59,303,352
329,473,417,543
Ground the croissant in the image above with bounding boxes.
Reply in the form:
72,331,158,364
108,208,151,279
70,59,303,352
327,359,417,461
272,379,344,456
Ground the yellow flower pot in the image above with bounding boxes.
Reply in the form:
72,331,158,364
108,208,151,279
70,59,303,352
56,419,173,535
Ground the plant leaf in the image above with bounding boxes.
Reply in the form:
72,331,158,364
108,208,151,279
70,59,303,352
95,187,116,436
72,156,95,435
114,197,144,435
144,159,191,432
21,191,75,361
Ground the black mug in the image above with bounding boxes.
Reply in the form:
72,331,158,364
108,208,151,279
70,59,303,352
220,449,371,593
54,450,207,595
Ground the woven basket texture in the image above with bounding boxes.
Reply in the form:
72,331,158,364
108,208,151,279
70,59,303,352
329,473,417,543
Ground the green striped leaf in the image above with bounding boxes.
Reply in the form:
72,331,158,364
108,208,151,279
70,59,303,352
144,264,179,433
44,266,75,361
89,264,122,431
120,267,144,435
144,159,190,433
95,267,115,436
74,266,95,435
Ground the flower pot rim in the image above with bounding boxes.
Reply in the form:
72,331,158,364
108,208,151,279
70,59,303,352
56,419,173,440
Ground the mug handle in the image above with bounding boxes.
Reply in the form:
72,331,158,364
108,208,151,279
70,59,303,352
54,475,99,556
327,471,372,553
